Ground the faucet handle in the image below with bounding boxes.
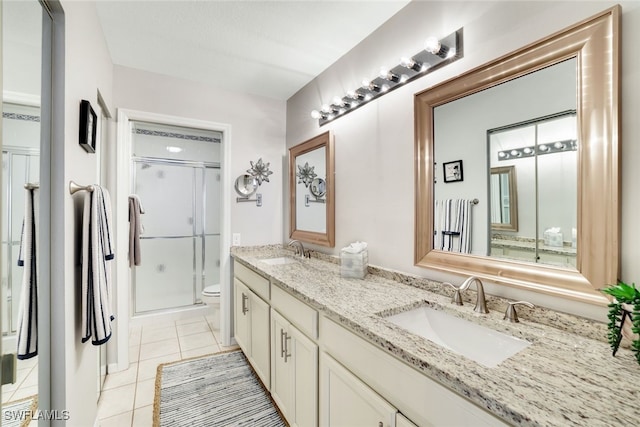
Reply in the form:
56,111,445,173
444,282,464,305
504,301,535,323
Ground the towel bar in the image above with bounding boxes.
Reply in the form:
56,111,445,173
69,181,95,195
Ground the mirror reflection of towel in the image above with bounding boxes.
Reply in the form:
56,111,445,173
128,195,145,267
16,188,39,359
434,199,472,254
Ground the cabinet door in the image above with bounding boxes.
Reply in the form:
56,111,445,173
233,278,250,353
271,309,293,420
291,324,318,427
249,291,271,388
320,352,396,427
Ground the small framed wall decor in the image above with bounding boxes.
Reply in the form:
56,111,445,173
79,99,97,153
443,159,464,183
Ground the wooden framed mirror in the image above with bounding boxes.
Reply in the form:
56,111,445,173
490,166,518,232
415,7,619,305
289,131,335,247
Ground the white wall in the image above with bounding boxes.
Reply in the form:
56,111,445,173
57,1,114,425
112,65,286,246
286,1,640,320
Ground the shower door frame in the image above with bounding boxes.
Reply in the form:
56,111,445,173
115,109,232,372
130,156,221,316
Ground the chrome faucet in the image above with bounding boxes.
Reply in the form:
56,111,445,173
288,240,307,258
459,276,489,314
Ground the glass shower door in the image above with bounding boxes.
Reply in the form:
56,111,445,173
134,161,196,313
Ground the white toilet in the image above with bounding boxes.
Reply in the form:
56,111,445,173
201,284,221,330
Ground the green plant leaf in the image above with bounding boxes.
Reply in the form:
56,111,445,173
601,281,640,303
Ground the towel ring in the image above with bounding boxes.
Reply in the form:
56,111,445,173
69,181,95,195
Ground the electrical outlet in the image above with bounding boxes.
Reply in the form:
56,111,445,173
232,233,241,246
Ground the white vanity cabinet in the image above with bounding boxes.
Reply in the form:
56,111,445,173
320,352,397,427
233,263,271,388
271,308,318,427
320,316,509,427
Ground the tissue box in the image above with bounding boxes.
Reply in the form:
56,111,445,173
340,249,368,279
543,229,564,247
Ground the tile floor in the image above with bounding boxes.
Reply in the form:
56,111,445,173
1,355,38,404
97,315,238,427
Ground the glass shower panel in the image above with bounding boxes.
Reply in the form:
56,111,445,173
195,236,203,299
135,162,194,237
135,238,195,312
132,122,222,163
1,154,8,334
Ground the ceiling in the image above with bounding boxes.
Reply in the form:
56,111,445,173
95,0,411,101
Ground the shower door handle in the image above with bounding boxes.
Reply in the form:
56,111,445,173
241,293,249,315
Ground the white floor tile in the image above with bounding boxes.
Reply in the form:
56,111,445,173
176,321,211,337
175,316,206,326
181,344,221,360
139,338,180,361
137,353,181,381
103,363,138,390
9,385,37,401
97,383,136,420
129,345,140,362
132,405,153,427
141,327,177,344
98,410,132,427
141,320,176,332
134,378,156,409
178,332,216,351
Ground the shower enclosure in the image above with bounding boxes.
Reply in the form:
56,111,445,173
131,122,221,315
2,103,40,337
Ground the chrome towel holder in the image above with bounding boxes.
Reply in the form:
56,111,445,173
69,181,95,195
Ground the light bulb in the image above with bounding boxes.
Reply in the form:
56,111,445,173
554,142,565,149
332,96,344,106
498,152,506,158
400,57,415,68
539,144,549,152
311,110,321,119
424,36,441,55
379,67,389,79
510,149,519,156
523,147,533,154
362,78,371,88
347,90,358,99
321,104,331,113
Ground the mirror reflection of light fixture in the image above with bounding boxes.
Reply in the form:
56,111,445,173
235,158,273,207
311,28,463,126
497,139,577,161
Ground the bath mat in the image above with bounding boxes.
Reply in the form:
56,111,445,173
1,395,38,427
154,350,286,427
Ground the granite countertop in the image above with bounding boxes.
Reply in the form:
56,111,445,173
231,245,639,427
490,238,577,256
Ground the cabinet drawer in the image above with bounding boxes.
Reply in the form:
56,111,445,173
234,260,270,301
271,285,318,340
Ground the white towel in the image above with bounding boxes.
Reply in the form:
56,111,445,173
434,199,472,254
128,194,144,267
16,188,38,359
81,185,115,345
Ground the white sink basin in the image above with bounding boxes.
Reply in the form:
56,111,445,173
385,306,531,368
259,257,297,266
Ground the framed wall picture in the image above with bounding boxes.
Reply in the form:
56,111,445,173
79,99,97,153
443,160,463,183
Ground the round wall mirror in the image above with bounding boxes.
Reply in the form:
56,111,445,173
234,174,258,197
310,177,326,198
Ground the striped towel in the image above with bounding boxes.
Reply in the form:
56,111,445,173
434,199,472,254
81,185,115,345
16,188,38,360
128,194,144,267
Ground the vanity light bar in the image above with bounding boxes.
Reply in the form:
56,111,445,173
311,28,463,126
497,139,577,161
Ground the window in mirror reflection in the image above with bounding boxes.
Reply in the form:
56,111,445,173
488,111,577,269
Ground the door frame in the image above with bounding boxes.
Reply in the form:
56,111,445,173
114,109,232,371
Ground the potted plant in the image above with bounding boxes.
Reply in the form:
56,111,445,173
601,280,640,365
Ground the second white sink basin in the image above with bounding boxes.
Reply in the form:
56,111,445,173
259,257,297,266
385,306,531,368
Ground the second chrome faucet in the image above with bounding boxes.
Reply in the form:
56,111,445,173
446,276,489,314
